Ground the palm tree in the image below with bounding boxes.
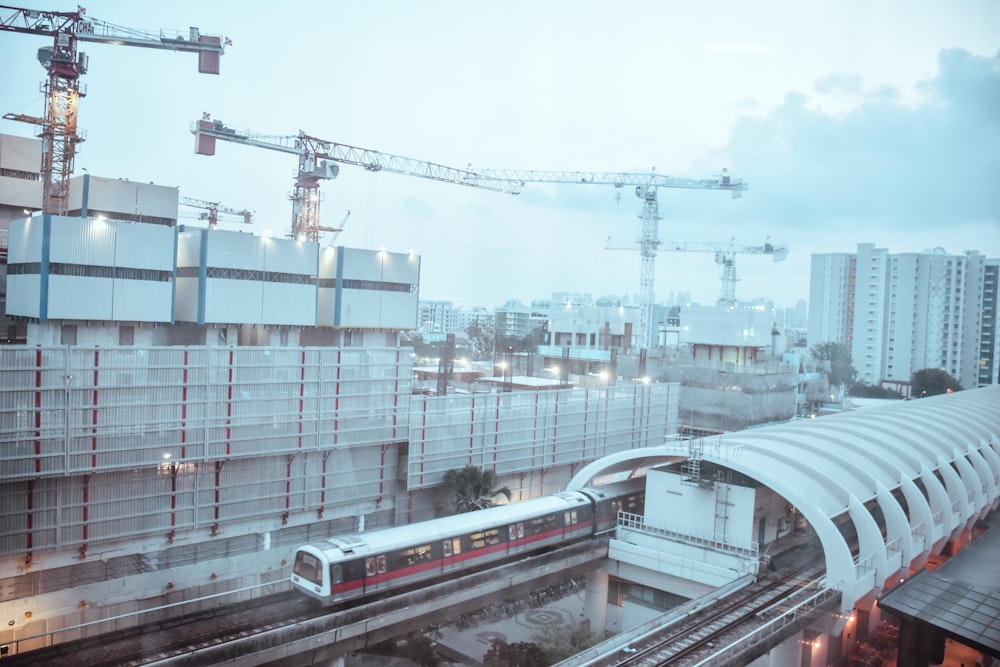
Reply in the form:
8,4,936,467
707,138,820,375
442,465,512,513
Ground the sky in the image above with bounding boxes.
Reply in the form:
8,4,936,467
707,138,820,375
2,1,998,311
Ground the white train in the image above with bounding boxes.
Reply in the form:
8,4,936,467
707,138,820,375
291,480,645,605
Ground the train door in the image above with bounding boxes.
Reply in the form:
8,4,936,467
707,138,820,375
363,554,388,594
442,536,462,573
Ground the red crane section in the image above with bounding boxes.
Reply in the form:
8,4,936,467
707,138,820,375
1,5,229,215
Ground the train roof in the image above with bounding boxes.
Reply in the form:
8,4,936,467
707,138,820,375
314,491,591,555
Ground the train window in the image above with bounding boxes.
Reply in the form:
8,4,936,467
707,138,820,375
293,551,321,584
376,555,387,574
517,523,524,539
572,510,578,524
530,514,557,534
331,564,342,584
565,511,579,525
469,528,500,549
443,540,452,557
509,525,516,541
365,558,375,577
451,538,462,555
402,545,432,566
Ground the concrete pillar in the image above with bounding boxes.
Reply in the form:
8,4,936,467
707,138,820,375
764,629,803,666
584,569,609,632
897,617,931,667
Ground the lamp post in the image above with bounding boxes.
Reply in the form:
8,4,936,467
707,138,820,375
504,346,513,392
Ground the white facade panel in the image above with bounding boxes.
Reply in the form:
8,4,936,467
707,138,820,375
112,221,175,270
380,291,419,329
0,133,42,173
4,275,40,318
340,247,383,281
111,280,173,322
48,216,116,266
337,290,383,328
174,278,200,322
176,229,203,267
47,276,114,320
679,306,775,346
317,287,336,326
261,283,315,325
205,280,263,323
67,176,179,221
264,237,317,275
206,230,264,270
0,177,42,210
379,250,421,284
6,217,43,264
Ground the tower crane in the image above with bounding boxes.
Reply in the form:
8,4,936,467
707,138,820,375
607,237,787,308
190,115,522,243
178,196,253,227
474,168,748,349
1,5,228,215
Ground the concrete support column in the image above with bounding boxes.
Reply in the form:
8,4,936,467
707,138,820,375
897,617,931,667
584,568,609,633
763,629,803,666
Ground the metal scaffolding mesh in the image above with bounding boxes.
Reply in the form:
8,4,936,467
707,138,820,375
0,345,410,558
406,382,678,489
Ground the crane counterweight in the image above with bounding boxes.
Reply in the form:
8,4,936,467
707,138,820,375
1,4,229,215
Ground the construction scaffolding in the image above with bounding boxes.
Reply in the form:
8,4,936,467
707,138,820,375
407,382,678,490
0,345,409,559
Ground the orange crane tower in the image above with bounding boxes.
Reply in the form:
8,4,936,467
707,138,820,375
0,5,229,215
191,115,522,243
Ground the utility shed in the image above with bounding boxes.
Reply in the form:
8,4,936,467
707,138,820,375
318,246,420,329
5,214,175,322
175,227,318,326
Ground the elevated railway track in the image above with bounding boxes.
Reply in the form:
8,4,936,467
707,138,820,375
1,540,608,666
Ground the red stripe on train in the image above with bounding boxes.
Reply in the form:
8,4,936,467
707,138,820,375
326,522,594,596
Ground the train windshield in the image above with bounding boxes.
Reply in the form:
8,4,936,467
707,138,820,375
293,550,322,585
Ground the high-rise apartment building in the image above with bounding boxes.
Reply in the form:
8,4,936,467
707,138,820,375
809,243,994,390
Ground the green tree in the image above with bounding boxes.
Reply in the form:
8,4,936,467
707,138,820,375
482,639,547,667
911,368,962,398
442,465,512,513
810,341,857,387
535,624,607,664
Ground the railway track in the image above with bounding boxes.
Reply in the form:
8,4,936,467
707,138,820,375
0,591,317,667
4,540,607,666
612,567,827,667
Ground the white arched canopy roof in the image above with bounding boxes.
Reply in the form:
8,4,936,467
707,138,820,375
571,386,1000,612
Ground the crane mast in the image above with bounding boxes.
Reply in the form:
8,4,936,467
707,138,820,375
476,168,748,350
191,116,522,243
1,5,228,215
608,237,787,308
179,196,253,227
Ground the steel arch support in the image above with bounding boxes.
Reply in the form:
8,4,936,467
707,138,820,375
978,440,1000,511
918,463,952,551
951,449,985,518
807,511,859,614
898,475,933,571
935,454,971,537
876,481,912,575
849,494,887,593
